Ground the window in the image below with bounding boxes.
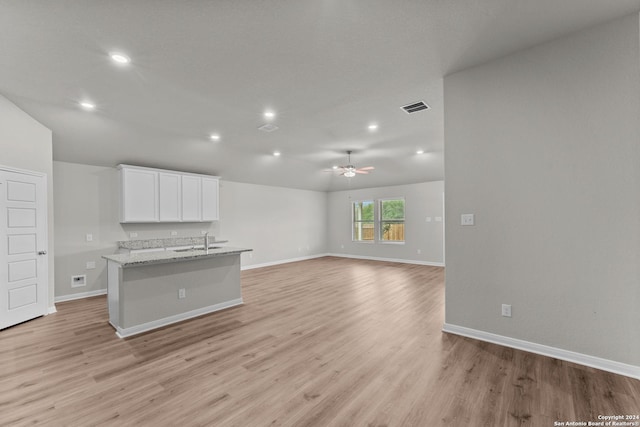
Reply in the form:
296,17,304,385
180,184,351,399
380,198,405,242
352,200,374,242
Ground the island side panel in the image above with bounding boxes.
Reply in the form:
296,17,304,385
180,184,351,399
119,254,242,329
107,260,122,329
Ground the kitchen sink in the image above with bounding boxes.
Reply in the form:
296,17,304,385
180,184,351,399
173,247,222,252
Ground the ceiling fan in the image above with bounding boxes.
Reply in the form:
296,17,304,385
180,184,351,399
327,150,375,178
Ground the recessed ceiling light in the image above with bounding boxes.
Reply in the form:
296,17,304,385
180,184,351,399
79,101,95,110
416,149,425,154
264,110,276,119
210,134,221,141
273,151,281,156
110,52,130,64
368,123,378,131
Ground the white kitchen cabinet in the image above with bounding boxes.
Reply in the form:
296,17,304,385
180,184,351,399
159,172,182,222
119,165,219,223
181,175,202,222
202,177,219,221
120,166,159,222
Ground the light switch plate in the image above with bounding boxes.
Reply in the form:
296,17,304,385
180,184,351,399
461,214,475,226
86,261,96,270
86,234,93,242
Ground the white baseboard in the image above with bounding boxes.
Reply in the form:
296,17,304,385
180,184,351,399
241,254,329,271
48,306,57,314
113,298,243,338
442,323,640,380
327,253,445,267
55,289,108,303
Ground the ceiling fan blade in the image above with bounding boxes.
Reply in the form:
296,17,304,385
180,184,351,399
358,166,375,170
355,170,369,174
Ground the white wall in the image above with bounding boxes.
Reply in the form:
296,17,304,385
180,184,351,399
0,94,55,308
444,13,640,368
53,161,328,298
327,181,444,265
219,181,327,268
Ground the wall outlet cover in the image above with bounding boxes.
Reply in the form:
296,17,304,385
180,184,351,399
71,274,86,288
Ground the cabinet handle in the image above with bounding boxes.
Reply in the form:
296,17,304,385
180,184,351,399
38,251,47,255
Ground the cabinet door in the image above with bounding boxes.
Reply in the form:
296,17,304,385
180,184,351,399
201,177,219,221
181,175,201,222
159,172,181,222
121,168,158,222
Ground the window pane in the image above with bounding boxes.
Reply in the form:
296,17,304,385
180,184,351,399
353,200,374,241
381,199,404,220
353,221,375,241
380,199,405,242
381,222,404,241
353,200,374,221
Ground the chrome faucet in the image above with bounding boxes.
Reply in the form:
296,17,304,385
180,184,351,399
204,232,210,250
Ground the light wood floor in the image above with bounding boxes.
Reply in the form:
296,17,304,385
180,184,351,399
1,257,638,426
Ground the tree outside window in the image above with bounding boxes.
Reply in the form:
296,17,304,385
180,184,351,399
380,198,405,242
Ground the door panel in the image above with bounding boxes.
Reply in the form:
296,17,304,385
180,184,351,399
9,284,37,309
8,234,37,255
8,208,36,227
7,180,36,201
0,168,48,330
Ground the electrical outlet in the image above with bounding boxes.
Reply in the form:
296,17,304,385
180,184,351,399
200,230,208,235
170,231,177,236
501,304,512,317
178,288,186,299
86,234,93,242
425,217,432,222
86,261,96,270
461,214,474,226
130,232,138,238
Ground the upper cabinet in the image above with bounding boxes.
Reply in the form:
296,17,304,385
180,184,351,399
120,167,159,222
119,165,219,223
201,177,219,221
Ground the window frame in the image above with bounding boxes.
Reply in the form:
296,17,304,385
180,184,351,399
378,197,406,244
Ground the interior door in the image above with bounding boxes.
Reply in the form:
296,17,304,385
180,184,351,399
0,168,48,330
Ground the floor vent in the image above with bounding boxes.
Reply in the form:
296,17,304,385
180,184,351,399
401,101,430,114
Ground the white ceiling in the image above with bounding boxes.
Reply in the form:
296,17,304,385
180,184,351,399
2,0,639,191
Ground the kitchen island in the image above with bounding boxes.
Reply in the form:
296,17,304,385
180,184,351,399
103,246,252,338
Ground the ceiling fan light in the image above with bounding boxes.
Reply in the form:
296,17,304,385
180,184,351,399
344,170,356,178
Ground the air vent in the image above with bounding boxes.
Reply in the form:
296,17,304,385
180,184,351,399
258,123,279,132
401,101,430,114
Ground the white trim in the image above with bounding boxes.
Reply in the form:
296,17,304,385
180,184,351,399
48,305,57,314
0,164,47,177
327,253,445,267
241,254,329,270
55,289,107,303
113,298,243,338
442,323,640,380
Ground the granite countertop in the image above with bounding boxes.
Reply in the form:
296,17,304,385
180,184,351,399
103,246,252,267
118,237,228,250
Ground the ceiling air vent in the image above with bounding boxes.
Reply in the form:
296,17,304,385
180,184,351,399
401,101,430,114
258,123,279,132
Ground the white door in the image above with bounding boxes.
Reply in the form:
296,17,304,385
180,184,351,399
0,168,48,330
